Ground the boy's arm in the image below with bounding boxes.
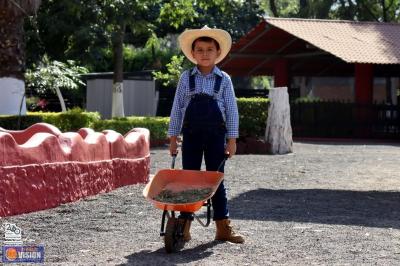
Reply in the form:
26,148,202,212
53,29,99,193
223,75,239,157
168,72,187,155
169,136,178,155
225,138,236,158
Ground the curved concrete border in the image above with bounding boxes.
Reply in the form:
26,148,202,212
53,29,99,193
0,123,150,217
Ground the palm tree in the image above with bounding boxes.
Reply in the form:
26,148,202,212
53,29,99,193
0,0,41,115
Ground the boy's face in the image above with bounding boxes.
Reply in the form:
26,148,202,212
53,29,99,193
191,40,221,68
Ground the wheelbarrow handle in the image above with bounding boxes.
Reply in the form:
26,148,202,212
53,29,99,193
171,153,228,171
217,153,230,172
170,154,177,169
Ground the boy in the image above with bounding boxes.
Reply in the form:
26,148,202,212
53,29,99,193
168,26,244,244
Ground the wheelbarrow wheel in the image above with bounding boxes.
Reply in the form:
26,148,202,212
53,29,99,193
164,217,185,253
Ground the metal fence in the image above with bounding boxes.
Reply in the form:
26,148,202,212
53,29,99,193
291,102,400,139
156,86,399,140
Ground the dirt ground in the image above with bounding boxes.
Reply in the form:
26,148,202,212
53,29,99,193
1,141,400,265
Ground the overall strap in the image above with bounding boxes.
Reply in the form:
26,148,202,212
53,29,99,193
213,75,223,97
189,68,196,92
189,68,222,96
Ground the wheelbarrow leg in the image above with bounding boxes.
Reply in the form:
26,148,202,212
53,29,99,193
164,211,185,253
160,210,176,236
194,199,212,227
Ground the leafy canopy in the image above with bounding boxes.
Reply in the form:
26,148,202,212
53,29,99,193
25,56,88,94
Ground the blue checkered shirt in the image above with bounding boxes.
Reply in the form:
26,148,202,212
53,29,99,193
168,66,239,138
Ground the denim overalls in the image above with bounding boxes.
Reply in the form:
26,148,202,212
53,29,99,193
179,70,229,221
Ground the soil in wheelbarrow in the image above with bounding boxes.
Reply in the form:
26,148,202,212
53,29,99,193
153,188,212,204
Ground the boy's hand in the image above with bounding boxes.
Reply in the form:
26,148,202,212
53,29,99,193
169,136,179,156
225,138,236,158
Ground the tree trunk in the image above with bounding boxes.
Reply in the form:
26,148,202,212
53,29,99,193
381,0,388,22
265,87,293,154
55,87,67,112
0,8,26,114
0,10,25,79
269,0,279,17
299,0,309,18
111,22,126,118
0,0,41,115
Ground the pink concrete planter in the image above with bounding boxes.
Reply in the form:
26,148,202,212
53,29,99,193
0,123,150,217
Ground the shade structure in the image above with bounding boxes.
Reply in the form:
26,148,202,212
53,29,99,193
220,18,400,77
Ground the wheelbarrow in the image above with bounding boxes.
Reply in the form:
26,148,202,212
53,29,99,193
143,154,227,253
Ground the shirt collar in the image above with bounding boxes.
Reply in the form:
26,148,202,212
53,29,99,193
190,66,223,77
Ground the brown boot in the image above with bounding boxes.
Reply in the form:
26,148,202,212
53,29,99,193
215,219,244,244
178,219,192,241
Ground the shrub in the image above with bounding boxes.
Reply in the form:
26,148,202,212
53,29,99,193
93,116,170,140
237,97,269,137
293,96,322,103
0,109,100,132
1,97,269,141
0,115,43,130
39,108,100,131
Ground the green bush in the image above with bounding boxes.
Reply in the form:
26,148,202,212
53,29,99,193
93,116,170,140
0,109,100,132
0,115,43,130
237,97,269,137
1,98,269,140
293,96,322,103
39,108,100,131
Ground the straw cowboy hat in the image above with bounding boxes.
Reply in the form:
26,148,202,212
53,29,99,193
178,25,232,64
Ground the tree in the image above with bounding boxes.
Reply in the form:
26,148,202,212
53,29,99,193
99,0,157,117
0,0,41,115
263,0,400,22
27,0,194,117
262,0,336,19
331,0,400,22
23,1,264,116
157,0,263,41
28,0,108,69
25,57,88,112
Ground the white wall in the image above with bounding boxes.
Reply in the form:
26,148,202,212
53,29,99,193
0,78,27,115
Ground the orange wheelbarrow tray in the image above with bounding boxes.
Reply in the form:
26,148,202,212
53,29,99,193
143,168,224,213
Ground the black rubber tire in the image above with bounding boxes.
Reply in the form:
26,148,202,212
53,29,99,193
164,217,185,253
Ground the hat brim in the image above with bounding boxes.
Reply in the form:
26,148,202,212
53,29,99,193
178,28,232,64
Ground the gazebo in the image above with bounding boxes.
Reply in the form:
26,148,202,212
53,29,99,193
220,18,400,139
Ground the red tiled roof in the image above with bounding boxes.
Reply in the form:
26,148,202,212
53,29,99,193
263,18,400,64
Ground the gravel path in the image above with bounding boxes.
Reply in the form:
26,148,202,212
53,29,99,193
1,141,400,265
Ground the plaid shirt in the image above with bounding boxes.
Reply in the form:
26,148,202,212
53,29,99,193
168,66,239,138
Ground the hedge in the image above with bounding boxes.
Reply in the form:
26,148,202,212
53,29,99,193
0,108,100,132
92,116,170,140
0,97,269,140
237,97,269,137
93,98,269,140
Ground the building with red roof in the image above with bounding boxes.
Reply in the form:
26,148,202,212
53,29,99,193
221,18,400,139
